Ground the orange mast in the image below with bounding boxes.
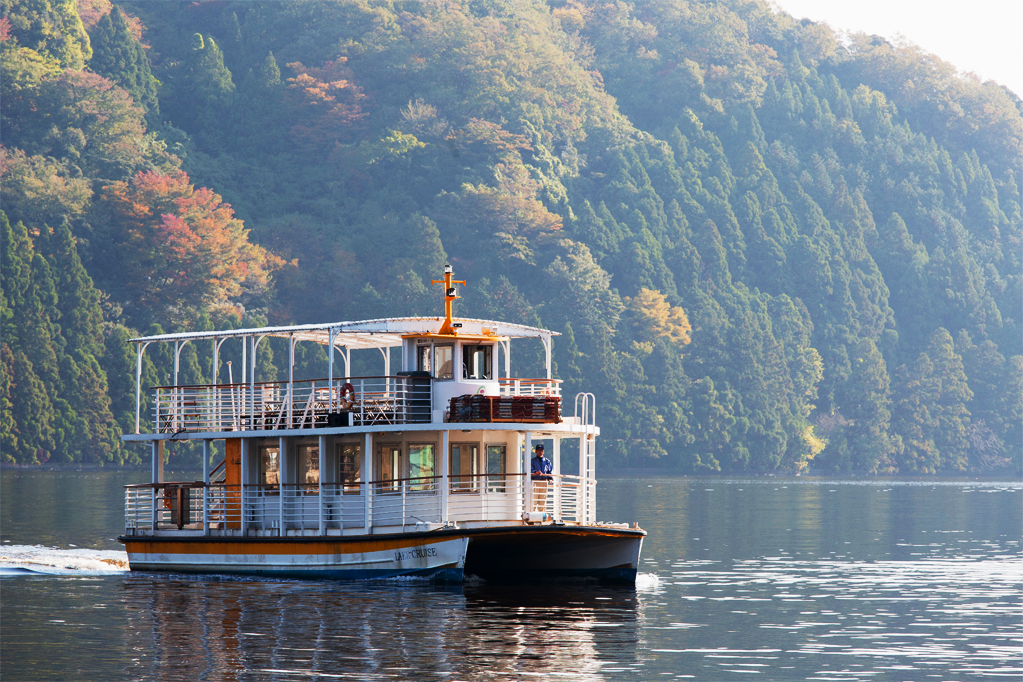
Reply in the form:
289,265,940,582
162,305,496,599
431,265,466,335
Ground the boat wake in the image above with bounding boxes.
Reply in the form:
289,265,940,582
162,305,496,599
0,544,128,576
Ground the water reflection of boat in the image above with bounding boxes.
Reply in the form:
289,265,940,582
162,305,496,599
122,576,640,679
119,266,645,583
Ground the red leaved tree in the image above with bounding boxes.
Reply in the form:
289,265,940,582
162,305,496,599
93,169,282,325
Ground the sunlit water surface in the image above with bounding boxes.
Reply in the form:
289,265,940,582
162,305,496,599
2,471,1020,681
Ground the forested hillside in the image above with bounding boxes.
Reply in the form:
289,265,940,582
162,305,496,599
2,0,1020,474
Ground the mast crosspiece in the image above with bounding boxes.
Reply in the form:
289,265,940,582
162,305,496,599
431,265,466,335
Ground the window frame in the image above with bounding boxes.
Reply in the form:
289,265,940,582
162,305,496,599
484,442,507,493
462,344,494,380
449,441,480,493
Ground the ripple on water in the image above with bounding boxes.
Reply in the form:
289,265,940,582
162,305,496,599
641,554,1022,680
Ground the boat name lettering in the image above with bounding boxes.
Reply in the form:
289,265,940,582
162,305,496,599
394,547,438,561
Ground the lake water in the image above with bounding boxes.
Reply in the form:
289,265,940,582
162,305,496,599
2,471,1020,681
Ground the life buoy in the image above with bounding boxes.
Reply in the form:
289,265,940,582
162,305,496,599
339,382,355,410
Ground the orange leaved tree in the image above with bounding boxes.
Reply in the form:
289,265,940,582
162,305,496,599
93,169,282,326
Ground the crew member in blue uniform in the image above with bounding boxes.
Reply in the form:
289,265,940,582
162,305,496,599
530,443,552,481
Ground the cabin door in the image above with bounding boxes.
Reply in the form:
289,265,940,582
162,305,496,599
224,438,241,529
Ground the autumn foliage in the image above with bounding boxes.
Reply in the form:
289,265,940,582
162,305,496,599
95,170,282,323
285,59,367,150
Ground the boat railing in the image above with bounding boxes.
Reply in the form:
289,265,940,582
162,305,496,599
499,378,562,397
151,375,432,435
124,472,596,533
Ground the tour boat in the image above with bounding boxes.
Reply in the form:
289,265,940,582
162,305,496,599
118,267,645,583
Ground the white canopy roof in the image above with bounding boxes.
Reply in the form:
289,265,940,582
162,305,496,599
130,317,558,350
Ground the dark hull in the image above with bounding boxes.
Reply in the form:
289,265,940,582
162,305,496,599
461,525,645,585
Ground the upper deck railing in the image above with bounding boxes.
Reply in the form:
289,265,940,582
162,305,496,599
150,376,563,434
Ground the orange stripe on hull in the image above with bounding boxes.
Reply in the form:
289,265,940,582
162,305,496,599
123,535,446,557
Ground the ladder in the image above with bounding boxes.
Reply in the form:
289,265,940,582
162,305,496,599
575,392,597,525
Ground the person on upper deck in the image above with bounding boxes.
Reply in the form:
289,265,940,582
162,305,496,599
530,444,552,481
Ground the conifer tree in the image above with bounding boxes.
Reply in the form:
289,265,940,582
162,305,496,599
0,213,57,463
40,222,121,463
88,6,159,120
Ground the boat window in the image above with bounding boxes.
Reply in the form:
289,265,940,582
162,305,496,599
435,345,453,380
450,442,479,492
462,345,493,380
409,443,435,491
259,445,279,487
336,442,361,490
297,443,319,491
375,444,401,492
417,345,431,373
486,444,506,492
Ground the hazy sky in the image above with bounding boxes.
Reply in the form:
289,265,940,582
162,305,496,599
769,0,1022,96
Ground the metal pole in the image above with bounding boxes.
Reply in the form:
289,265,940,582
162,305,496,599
215,337,230,431
543,335,552,380
328,329,335,413
363,432,372,533
203,439,210,536
503,340,511,381
581,431,589,523
524,431,532,514
288,335,295,428
441,429,449,523
151,440,159,528
318,435,327,535
240,438,248,535
279,436,286,535
135,343,143,434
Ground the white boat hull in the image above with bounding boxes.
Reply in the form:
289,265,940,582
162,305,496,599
122,535,469,583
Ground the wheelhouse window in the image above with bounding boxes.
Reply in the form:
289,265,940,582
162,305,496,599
435,345,453,380
417,342,453,380
462,344,493,380
417,345,431,373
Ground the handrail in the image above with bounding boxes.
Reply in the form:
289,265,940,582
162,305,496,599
126,472,551,490
152,375,431,391
497,377,564,384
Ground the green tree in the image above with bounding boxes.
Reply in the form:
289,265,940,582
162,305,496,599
2,0,91,68
87,5,158,119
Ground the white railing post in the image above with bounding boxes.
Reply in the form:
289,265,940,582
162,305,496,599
134,343,143,434
153,388,161,433
203,439,210,536
240,439,248,535
288,335,295,429
317,434,326,535
441,429,449,523
364,432,372,533
359,378,365,425
401,479,407,528
579,430,586,522
279,436,287,535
